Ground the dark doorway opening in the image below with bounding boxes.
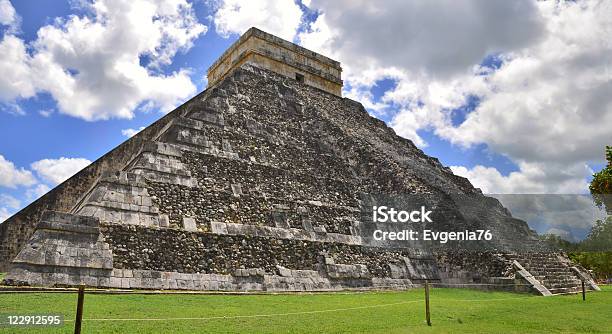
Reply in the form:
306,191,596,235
295,73,305,83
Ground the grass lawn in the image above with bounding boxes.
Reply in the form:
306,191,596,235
0,286,610,333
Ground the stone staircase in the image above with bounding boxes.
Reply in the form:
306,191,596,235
508,253,586,295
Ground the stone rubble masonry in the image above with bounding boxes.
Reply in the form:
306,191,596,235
209,221,362,245
2,216,434,290
0,57,598,294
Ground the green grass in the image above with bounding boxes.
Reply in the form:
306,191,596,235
0,286,610,333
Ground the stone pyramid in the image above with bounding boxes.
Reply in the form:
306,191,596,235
0,28,598,294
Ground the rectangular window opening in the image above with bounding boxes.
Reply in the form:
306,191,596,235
295,73,305,83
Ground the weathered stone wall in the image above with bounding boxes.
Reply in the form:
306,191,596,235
3,211,113,287
434,250,512,283
207,27,342,96
101,223,430,280
0,88,210,271
146,180,357,234
3,64,573,294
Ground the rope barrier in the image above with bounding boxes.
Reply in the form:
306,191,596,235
429,283,533,286
5,284,600,328
56,294,540,323
62,300,422,322
435,296,536,302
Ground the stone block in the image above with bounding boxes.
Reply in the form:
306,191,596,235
110,276,121,287
141,196,152,207
182,217,197,231
276,265,292,277
159,214,170,228
231,183,243,196
302,220,314,232
122,212,140,225
313,226,327,233
98,277,110,287
121,278,131,289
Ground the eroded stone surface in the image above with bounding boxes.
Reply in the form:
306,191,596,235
1,64,597,294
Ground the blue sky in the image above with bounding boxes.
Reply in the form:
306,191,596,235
1,0,231,165
0,0,609,240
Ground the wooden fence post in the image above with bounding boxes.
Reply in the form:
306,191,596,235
425,280,431,326
74,286,85,334
582,281,586,301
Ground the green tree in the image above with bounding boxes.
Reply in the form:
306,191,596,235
539,233,578,252
580,217,612,252
578,149,612,280
571,217,612,280
589,145,612,212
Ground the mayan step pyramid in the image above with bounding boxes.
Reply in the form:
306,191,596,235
0,28,598,294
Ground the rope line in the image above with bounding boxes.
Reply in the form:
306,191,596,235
436,296,535,302
429,283,533,286
63,300,422,322
60,295,539,323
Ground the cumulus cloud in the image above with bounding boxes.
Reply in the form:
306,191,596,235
0,0,18,28
0,193,20,210
490,194,607,240
121,126,146,138
0,154,37,188
300,0,611,194
26,184,51,200
31,157,92,185
39,109,53,117
300,0,542,81
0,35,36,101
0,206,12,223
213,0,303,41
451,163,591,194
436,1,612,165
0,0,206,120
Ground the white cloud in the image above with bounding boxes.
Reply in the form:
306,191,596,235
0,154,37,188
26,184,51,200
0,35,36,101
300,0,542,81
450,162,591,194
0,0,18,28
0,193,20,210
490,194,607,241
435,1,612,166
121,126,145,137
300,0,611,194
39,109,53,117
0,206,12,223
343,85,389,117
0,0,206,120
31,157,91,185
213,0,303,41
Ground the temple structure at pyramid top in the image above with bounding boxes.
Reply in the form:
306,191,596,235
207,27,343,96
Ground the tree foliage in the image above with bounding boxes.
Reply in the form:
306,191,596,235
540,217,612,279
567,252,611,280
555,145,612,279
589,145,612,211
